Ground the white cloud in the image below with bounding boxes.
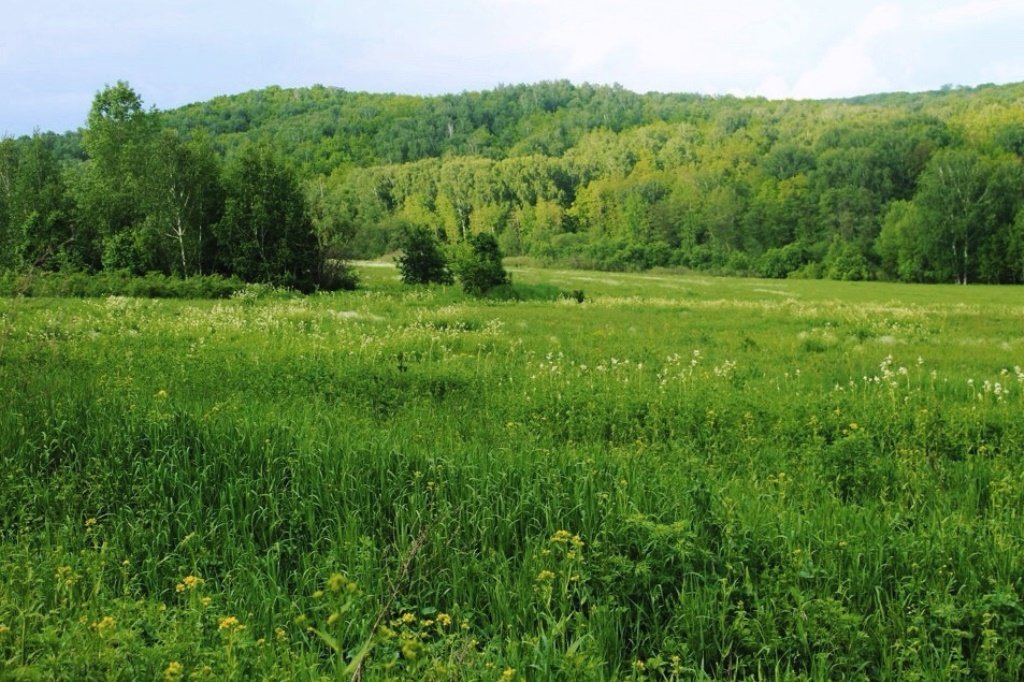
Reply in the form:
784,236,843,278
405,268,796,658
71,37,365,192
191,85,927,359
789,4,907,98
3,0,1023,134
928,0,1024,28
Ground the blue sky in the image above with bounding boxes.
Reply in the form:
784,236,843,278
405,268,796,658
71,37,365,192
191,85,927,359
2,0,1023,136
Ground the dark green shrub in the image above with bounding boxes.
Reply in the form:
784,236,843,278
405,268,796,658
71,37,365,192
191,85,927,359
396,226,453,285
452,233,508,296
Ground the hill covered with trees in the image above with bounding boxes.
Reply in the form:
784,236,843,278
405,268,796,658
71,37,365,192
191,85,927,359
2,80,1024,285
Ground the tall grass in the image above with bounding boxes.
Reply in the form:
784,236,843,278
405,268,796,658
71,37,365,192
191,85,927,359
1,266,1022,679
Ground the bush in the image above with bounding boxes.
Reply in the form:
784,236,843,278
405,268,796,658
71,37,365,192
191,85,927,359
396,226,453,285
315,258,360,291
451,233,509,296
0,270,246,298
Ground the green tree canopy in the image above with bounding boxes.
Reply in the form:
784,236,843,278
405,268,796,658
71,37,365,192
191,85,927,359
215,144,320,290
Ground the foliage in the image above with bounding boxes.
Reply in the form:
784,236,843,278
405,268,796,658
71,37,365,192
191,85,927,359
451,232,509,295
6,80,1024,283
0,269,245,298
1,83,349,291
395,225,453,285
215,144,321,291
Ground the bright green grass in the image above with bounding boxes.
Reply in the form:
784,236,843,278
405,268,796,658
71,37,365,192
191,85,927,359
1,266,1023,680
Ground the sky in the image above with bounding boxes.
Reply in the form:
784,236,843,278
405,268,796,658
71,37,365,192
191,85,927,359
2,0,1023,136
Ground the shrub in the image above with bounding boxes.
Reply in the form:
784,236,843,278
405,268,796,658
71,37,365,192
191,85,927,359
395,226,453,285
315,258,359,291
451,233,509,296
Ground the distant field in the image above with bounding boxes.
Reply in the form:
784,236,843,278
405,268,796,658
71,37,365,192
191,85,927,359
1,265,1022,680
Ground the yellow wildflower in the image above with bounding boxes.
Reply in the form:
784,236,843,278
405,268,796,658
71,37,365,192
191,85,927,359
436,612,452,627
176,574,203,592
536,569,556,582
327,573,346,592
550,529,572,543
93,615,116,633
218,615,241,631
500,668,517,681
163,660,184,680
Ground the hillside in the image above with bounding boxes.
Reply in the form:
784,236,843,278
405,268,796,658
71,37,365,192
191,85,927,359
176,81,1024,281
158,81,1022,171
3,80,1024,282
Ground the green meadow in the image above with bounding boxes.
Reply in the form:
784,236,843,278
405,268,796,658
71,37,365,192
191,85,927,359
1,265,1023,680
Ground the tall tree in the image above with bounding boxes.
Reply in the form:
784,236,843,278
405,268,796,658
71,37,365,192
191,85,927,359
0,139,16,269
80,82,160,270
141,131,224,276
914,149,995,284
215,144,319,290
1,136,74,270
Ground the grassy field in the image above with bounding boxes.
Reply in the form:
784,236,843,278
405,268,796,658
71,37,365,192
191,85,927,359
1,265,1023,680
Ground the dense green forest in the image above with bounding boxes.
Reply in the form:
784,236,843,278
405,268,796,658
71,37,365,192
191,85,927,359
2,80,1024,284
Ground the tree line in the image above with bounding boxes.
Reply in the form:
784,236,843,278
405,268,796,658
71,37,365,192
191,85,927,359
0,82,343,292
3,80,1024,285
313,86,1024,283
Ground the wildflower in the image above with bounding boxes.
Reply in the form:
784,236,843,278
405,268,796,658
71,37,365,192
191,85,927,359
848,422,859,431
163,660,184,681
176,575,203,593
156,389,168,398
536,570,556,582
55,561,76,585
500,668,517,681
327,572,346,592
436,612,452,627
550,529,573,543
275,627,288,642
634,659,647,671
200,596,212,608
399,612,416,625
218,615,241,631
85,517,98,528
92,615,116,633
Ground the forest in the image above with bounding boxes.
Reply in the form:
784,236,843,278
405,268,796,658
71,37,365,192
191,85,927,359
2,79,1024,285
